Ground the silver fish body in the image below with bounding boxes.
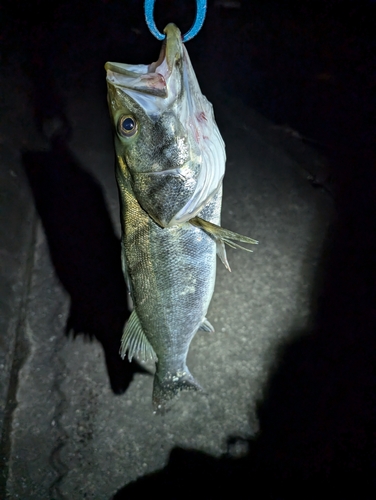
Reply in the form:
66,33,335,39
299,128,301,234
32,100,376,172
105,24,256,410
117,164,221,408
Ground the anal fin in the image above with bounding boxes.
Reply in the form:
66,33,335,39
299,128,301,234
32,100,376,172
120,310,157,362
199,317,215,333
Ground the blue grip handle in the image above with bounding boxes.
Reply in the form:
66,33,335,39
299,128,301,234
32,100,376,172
144,0,207,42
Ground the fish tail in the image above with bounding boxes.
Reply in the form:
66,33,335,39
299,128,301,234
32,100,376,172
152,368,203,413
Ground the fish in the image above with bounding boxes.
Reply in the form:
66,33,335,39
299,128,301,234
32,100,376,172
105,23,257,411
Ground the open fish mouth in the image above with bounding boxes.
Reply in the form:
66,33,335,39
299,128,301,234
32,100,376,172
105,23,183,101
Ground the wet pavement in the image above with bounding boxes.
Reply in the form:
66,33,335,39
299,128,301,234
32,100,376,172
1,1,375,498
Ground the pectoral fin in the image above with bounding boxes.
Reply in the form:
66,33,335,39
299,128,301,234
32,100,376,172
120,310,157,362
216,240,231,272
190,217,258,270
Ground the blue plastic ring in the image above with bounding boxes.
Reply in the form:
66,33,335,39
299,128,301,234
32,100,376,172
144,0,207,42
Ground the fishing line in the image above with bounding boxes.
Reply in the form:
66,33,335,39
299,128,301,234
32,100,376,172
144,0,207,42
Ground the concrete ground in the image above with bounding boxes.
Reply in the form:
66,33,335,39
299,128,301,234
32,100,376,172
1,1,375,499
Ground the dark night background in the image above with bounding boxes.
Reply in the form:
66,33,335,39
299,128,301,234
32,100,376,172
1,0,376,498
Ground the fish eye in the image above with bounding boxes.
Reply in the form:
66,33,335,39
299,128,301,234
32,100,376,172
118,115,138,138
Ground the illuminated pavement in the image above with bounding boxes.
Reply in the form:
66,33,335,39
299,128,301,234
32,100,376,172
1,76,333,500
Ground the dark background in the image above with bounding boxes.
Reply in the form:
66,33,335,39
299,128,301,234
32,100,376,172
1,1,376,498
2,0,375,169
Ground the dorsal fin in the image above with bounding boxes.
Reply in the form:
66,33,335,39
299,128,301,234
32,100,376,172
120,311,157,362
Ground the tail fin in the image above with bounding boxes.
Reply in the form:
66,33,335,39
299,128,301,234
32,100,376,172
152,369,203,413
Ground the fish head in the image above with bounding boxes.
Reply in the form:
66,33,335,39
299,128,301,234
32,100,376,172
106,23,225,227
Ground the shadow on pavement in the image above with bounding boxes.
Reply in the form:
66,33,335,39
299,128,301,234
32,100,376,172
22,129,148,395
17,0,150,395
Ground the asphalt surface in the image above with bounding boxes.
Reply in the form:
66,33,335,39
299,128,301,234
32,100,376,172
1,1,375,499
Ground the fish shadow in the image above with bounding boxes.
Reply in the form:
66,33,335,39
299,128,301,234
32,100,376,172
17,0,150,395
22,127,147,395
111,154,376,497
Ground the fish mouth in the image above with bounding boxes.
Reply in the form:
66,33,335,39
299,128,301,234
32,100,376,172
105,23,183,98
148,23,184,77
